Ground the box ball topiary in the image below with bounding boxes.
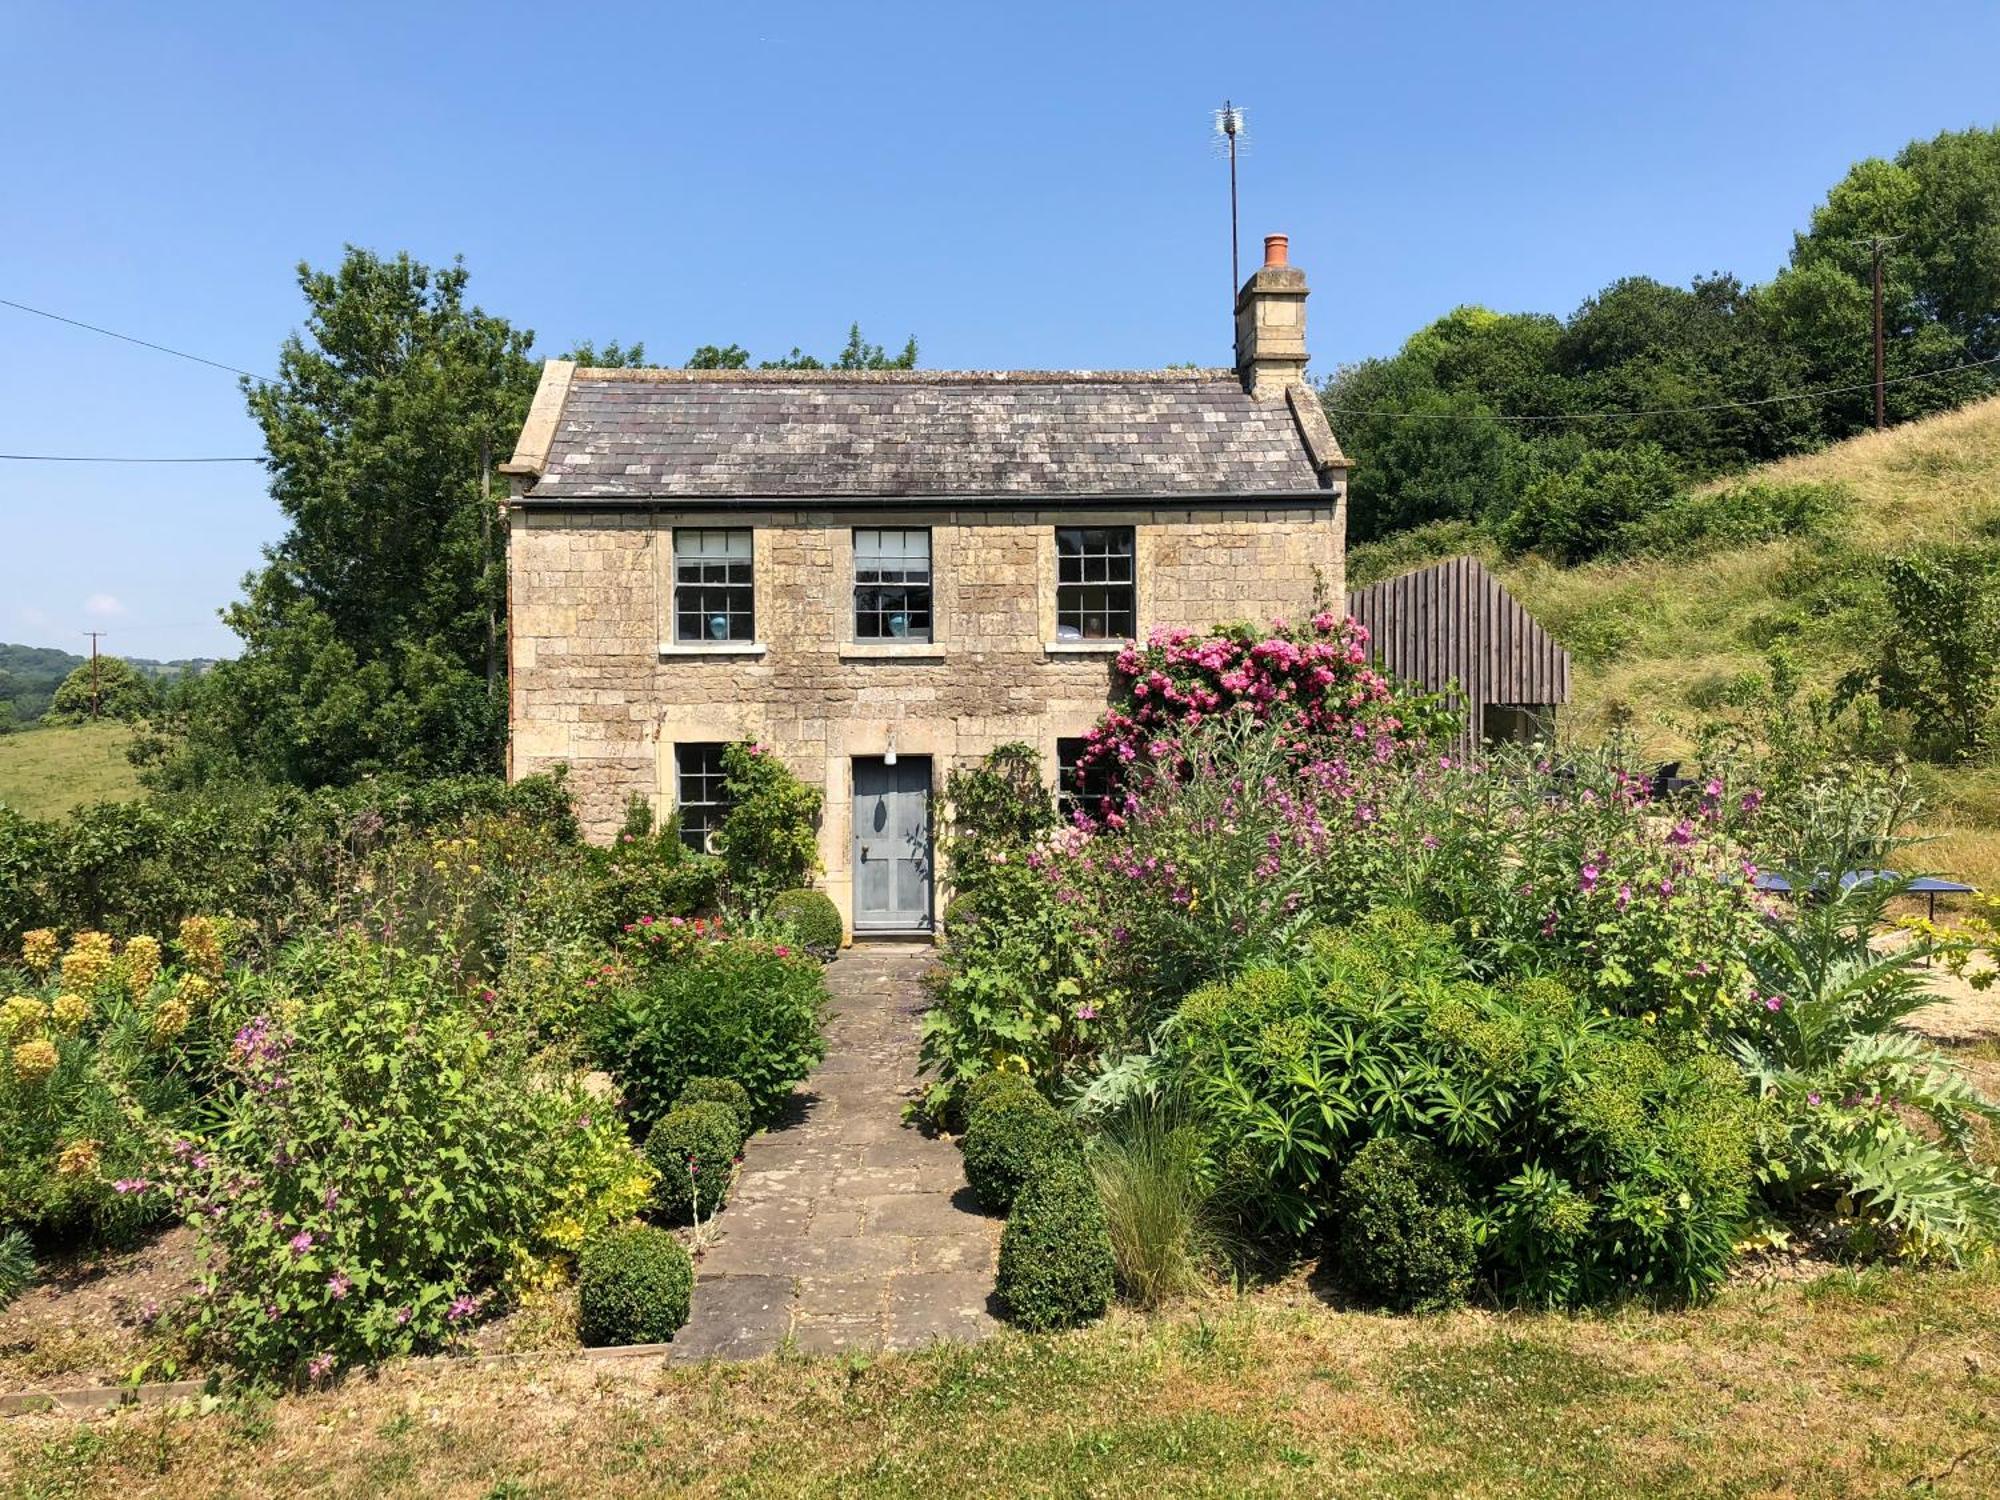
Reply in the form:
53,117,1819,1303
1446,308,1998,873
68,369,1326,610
644,1101,743,1223
675,1075,754,1136
961,1086,1081,1214
996,1156,1116,1331
765,889,844,953
1332,1135,1477,1312
961,1067,1035,1120
577,1224,693,1346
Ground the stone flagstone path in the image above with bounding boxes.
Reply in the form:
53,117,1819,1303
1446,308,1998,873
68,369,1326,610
670,944,1001,1359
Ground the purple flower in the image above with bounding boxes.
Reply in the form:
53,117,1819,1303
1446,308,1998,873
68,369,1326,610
1668,820,1695,847
1764,994,1784,1013
1616,883,1632,911
307,1352,335,1382
1075,1002,1100,1021
112,1178,151,1195
1740,789,1764,814
446,1293,479,1324
1578,863,1601,894
1807,1092,1822,1107
289,1231,314,1257
326,1272,351,1300
395,1306,412,1326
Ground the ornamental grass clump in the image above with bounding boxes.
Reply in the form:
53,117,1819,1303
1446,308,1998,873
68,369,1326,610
576,1224,693,1347
996,1155,1115,1331
643,1100,743,1224
962,1085,1082,1215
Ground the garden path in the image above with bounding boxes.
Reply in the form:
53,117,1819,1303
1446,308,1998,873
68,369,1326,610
670,944,1001,1359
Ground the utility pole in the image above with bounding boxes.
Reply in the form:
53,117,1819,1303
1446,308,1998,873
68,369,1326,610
1858,235,1900,431
84,630,106,719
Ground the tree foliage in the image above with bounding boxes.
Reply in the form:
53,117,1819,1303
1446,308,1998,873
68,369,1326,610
47,656,155,724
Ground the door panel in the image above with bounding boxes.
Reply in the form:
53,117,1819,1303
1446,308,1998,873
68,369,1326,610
853,757,932,929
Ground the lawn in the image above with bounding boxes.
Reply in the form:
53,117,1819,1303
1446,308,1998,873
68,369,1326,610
0,724,141,818
2,1270,1996,1498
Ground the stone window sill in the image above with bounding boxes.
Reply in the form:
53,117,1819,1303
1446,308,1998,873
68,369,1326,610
658,641,768,659
1043,640,1127,657
839,642,948,662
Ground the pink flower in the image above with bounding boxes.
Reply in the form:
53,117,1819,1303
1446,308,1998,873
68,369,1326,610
1764,994,1783,1013
1075,1002,1099,1021
289,1231,314,1257
326,1272,351,1300
307,1352,336,1382
1578,863,1601,894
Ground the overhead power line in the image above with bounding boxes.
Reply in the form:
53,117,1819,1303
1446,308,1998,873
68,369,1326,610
0,295,274,383
1322,353,2000,423
0,452,264,463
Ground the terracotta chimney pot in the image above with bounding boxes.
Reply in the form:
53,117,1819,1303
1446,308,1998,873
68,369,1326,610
1263,234,1289,268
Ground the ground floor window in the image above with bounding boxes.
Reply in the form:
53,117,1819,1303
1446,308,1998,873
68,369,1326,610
674,742,731,851
1057,737,1115,824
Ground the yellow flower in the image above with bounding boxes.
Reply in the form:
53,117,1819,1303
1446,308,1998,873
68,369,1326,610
60,931,116,991
20,929,59,975
151,996,192,1045
55,1139,100,1177
121,935,163,996
13,1037,59,1084
175,916,227,980
1,995,49,1041
173,972,215,1008
51,994,89,1034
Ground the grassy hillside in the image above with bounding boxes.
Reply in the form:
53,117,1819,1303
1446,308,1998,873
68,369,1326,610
1347,396,2000,886
0,722,143,818
1496,395,2000,751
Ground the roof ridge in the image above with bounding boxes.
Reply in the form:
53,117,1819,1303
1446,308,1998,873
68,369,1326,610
570,367,1243,386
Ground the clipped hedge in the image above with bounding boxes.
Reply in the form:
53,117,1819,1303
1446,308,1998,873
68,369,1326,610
1333,1135,1477,1311
644,1101,744,1223
962,1067,1035,1120
675,1075,754,1136
577,1225,693,1346
765,888,844,954
962,1086,1081,1215
996,1155,1115,1331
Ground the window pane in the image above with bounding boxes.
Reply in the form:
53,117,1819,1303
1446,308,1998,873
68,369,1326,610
854,528,933,642
675,742,732,852
1054,526,1135,641
673,528,755,642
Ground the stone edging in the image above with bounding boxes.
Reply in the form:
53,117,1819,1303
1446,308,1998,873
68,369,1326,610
0,1340,684,1418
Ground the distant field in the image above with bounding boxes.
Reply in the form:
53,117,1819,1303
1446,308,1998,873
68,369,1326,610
0,722,143,817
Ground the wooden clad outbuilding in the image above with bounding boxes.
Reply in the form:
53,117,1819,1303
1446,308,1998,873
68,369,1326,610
1345,555,1570,758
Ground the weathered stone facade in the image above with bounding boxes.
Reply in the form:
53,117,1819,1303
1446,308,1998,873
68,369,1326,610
504,234,1345,934
508,499,1345,928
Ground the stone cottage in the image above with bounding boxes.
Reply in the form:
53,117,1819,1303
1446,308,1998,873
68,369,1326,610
502,234,1346,936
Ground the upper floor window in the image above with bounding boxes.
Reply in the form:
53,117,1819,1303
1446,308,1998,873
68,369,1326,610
1054,526,1135,641
854,528,933,642
674,742,731,851
673,528,754,643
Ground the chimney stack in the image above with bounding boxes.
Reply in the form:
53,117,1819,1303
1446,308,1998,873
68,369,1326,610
1234,233,1308,398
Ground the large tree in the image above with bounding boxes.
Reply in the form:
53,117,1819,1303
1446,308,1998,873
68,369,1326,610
145,249,637,788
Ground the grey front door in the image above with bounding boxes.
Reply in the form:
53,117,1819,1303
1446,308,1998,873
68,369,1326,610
853,757,932,930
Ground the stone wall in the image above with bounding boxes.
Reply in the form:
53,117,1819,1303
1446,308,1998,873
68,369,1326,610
508,502,1345,928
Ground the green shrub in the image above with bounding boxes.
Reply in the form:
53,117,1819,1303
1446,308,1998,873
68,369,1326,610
962,1087,1081,1214
962,1067,1035,1119
1622,480,1850,558
1333,1136,1477,1311
0,1229,32,1308
717,743,823,911
675,1075,753,1136
996,1156,1115,1331
586,832,721,932
576,1224,693,1346
644,1101,743,1223
1500,442,1681,564
765,889,843,952
156,935,580,1382
590,937,828,1129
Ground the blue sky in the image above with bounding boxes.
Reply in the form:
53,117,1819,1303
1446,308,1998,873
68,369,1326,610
2,1,1996,660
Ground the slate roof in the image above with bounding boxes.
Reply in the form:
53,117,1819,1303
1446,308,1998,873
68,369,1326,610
509,367,1338,502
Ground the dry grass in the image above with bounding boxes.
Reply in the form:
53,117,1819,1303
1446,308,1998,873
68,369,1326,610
0,723,142,819
2,1271,1996,1498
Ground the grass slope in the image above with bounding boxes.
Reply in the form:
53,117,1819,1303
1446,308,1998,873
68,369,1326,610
0,723,142,818
2,1273,1995,1497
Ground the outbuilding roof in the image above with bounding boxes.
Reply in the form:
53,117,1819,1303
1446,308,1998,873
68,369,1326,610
502,364,1344,503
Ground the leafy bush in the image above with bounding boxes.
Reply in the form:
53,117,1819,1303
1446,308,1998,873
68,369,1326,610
0,1228,32,1307
1088,1105,1235,1308
1333,1136,1477,1311
585,831,721,933
1621,480,1850,558
765,889,843,953
962,1085,1082,1214
996,1156,1116,1331
675,1075,753,1136
717,743,823,911
1840,544,2000,763
1162,913,1757,1305
590,937,827,1130
576,1224,693,1347
1500,442,1681,563
521,1112,656,1280
643,1101,743,1224
153,936,577,1382
962,1067,1036,1119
